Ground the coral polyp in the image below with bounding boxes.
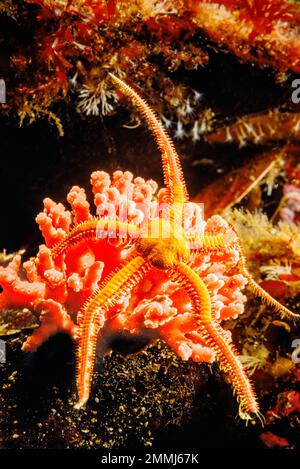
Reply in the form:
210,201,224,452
0,75,298,423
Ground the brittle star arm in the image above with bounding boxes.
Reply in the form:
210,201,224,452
75,255,152,409
188,233,227,251
227,223,300,320
109,73,187,226
237,243,300,320
51,219,140,258
169,262,263,423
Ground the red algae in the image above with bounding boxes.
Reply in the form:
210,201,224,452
2,0,300,141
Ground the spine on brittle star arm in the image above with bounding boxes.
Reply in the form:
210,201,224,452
51,219,140,258
170,263,261,421
109,73,189,213
75,255,151,409
188,234,226,251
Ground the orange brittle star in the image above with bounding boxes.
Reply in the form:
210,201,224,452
50,74,299,423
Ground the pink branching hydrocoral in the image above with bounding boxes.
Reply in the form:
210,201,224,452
0,169,246,362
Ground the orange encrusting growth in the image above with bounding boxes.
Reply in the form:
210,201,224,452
75,255,151,408
171,263,260,421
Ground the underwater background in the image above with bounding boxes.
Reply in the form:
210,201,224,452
0,0,300,450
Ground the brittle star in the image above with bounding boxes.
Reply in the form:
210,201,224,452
51,74,299,423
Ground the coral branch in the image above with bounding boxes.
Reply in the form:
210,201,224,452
22,299,77,352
